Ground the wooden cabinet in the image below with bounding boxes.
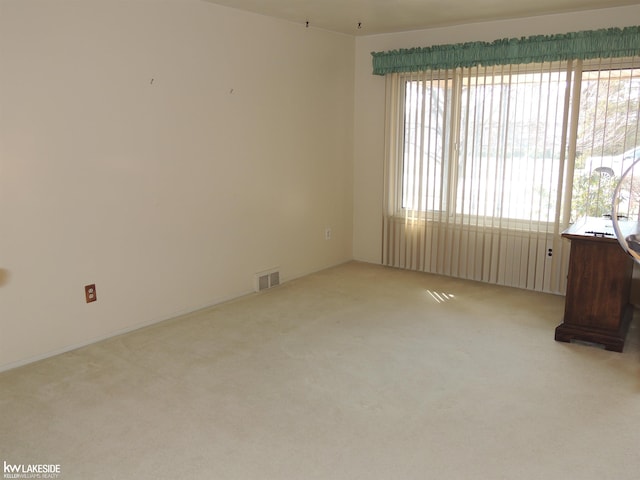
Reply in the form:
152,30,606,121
555,217,638,352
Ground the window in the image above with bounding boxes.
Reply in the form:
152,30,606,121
572,61,640,220
401,75,451,213
396,59,640,226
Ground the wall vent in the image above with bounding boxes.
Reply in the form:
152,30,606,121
254,268,280,292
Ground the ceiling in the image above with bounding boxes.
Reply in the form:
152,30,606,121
203,0,640,35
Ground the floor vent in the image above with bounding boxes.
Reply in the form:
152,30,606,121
254,268,280,292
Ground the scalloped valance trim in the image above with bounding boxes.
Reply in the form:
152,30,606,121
371,26,640,75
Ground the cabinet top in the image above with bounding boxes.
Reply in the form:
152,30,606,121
562,216,640,242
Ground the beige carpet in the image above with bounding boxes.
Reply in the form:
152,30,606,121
1,261,639,479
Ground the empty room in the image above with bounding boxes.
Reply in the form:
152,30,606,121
1,0,640,479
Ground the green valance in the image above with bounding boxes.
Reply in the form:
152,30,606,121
371,26,640,75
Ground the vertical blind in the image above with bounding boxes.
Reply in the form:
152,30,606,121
382,57,640,294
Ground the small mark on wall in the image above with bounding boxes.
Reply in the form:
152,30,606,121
0,269,9,287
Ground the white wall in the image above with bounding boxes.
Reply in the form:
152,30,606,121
0,0,354,370
353,5,640,264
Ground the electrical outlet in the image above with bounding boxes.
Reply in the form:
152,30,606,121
85,284,97,303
